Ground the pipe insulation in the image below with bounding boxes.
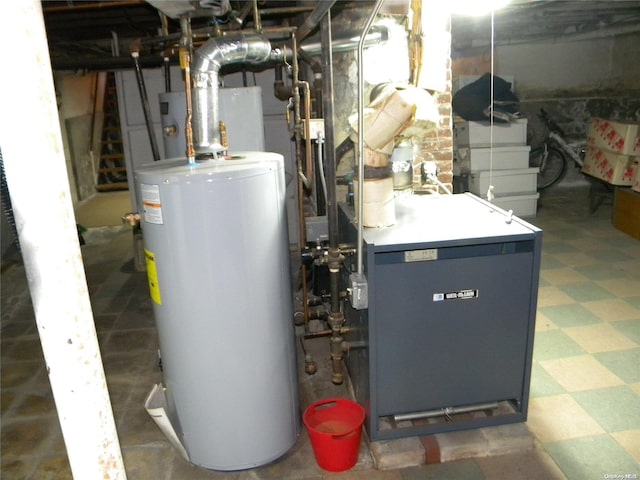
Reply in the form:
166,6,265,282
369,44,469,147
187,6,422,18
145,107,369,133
191,31,280,156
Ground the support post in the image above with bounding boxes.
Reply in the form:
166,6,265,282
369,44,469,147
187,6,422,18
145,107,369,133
0,2,127,479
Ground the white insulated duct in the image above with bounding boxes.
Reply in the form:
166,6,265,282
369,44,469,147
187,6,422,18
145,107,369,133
192,31,277,156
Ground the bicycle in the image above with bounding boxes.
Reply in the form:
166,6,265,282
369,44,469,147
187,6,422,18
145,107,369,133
528,108,586,190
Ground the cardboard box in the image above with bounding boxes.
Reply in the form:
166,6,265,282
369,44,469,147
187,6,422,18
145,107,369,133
587,117,640,156
633,164,640,193
455,118,528,147
582,146,638,186
613,187,640,240
457,145,531,171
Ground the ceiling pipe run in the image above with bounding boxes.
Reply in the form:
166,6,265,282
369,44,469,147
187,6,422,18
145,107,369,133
296,1,337,42
191,31,282,156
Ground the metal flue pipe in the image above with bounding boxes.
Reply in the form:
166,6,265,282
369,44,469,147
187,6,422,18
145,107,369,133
191,31,278,156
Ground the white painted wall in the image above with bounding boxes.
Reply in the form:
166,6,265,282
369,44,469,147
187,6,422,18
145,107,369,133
492,31,640,94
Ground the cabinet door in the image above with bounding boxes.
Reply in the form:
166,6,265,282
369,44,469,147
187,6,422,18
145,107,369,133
374,249,534,416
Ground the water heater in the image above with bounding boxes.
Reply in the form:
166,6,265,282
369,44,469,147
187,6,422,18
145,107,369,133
135,152,299,470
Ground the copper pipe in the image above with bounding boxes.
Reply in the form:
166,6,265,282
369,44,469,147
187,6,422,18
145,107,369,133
182,49,196,164
290,33,311,326
300,81,313,184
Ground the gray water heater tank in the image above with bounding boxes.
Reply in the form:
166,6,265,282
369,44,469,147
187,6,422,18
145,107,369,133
135,152,299,470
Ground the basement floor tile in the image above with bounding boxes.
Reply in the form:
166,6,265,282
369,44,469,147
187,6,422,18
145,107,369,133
597,278,640,299
574,262,629,281
582,248,636,264
550,252,599,268
535,286,575,308
0,458,37,479
540,268,588,285
538,355,624,392
583,298,640,323
0,417,61,458
545,435,639,480
0,360,43,389
30,455,73,480
475,447,566,480
613,319,640,345
563,323,638,353
534,312,558,332
532,330,585,361
557,282,616,303
529,363,566,398
538,304,602,329
594,348,640,384
573,386,640,433
626,297,640,310
541,240,576,254
400,460,485,480
122,446,176,480
611,430,640,463
526,394,604,444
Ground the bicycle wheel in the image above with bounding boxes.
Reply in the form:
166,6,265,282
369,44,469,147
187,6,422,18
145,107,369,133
529,145,567,190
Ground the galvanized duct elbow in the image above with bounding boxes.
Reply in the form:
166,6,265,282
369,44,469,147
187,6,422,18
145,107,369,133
192,32,275,156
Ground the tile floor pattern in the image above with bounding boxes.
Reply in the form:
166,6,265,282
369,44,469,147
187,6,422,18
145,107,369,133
2,182,640,479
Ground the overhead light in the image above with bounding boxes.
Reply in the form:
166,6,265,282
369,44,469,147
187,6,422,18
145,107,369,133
449,0,512,16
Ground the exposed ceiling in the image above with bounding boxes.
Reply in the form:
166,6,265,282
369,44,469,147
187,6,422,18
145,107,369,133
42,0,320,67
451,0,640,51
41,0,640,70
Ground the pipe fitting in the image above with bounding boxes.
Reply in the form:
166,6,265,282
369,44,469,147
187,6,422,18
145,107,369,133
329,335,344,384
121,212,140,227
327,247,344,273
327,311,344,330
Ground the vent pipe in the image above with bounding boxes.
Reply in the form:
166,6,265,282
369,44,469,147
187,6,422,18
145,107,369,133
191,31,278,156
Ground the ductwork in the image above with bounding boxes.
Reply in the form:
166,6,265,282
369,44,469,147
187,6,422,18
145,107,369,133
191,31,279,156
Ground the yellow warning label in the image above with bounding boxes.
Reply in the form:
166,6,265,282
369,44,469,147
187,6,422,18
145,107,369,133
144,248,162,305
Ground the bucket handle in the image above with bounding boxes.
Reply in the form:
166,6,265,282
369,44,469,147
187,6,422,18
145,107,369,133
312,399,339,411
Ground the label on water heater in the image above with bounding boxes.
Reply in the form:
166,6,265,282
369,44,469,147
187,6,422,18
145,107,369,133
141,184,163,225
144,248,162,305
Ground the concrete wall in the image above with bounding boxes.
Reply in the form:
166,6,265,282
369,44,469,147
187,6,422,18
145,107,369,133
454,30,640,144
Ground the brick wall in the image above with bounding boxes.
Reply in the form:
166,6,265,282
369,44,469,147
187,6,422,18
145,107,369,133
413,83,454,194
329,4,454,197
411,0,454,194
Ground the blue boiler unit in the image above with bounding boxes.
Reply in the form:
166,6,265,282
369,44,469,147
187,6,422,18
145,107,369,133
339,193,542,441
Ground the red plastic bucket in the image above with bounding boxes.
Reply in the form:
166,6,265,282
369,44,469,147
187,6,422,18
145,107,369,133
303,398,365,472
